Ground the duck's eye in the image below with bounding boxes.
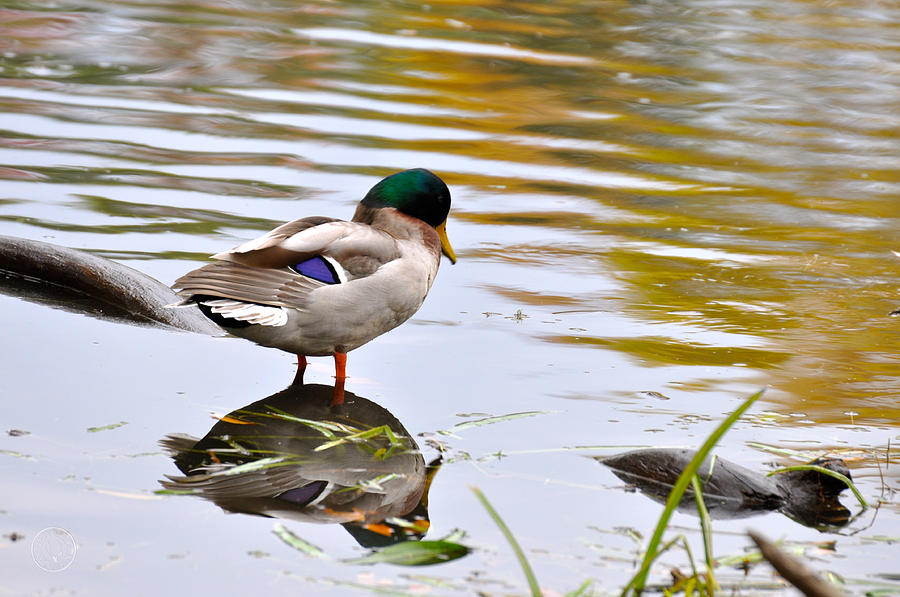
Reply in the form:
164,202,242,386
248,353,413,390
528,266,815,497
290,255,341,284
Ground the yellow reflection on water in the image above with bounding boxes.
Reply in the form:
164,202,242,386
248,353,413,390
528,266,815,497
0,0,897,426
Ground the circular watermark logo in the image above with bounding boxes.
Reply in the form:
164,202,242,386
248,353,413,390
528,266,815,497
31,527,77,572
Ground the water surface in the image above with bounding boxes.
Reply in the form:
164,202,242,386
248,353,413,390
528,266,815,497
1,0,898,594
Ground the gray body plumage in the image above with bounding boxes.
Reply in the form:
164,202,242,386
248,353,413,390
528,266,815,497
172,208,442,356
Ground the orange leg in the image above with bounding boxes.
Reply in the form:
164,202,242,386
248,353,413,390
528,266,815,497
333,352,347,380
292,355,308,387
332,352,347,405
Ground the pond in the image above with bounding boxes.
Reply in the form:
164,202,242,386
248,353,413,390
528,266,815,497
1,0,898,594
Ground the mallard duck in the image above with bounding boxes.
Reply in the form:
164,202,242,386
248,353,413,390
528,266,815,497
172,168,455,398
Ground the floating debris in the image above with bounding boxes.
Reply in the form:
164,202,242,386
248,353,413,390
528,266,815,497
87,421,128,433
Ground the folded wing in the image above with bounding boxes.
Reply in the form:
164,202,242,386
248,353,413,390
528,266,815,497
173,217,403,314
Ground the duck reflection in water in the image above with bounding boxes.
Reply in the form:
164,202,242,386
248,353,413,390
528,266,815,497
160,383,440,547
599,449,853,530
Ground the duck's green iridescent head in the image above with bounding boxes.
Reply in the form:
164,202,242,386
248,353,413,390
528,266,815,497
363,169,450,226
363,168,456,263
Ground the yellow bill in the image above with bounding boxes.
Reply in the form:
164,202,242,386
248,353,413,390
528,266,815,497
435,220,457,264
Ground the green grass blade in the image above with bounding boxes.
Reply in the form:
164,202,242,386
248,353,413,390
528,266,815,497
315,424,406,453
272,523,328,558
436,528,467,543
679,535,699,580
217,456,294,476
745,442,810,460
566,579,596,597
439,411,548,436
472,486,542,597
153,488,196,496
767,464,868,507
342,540,469,566
691,476,717,596
622,388,765,596
87,421,128,433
